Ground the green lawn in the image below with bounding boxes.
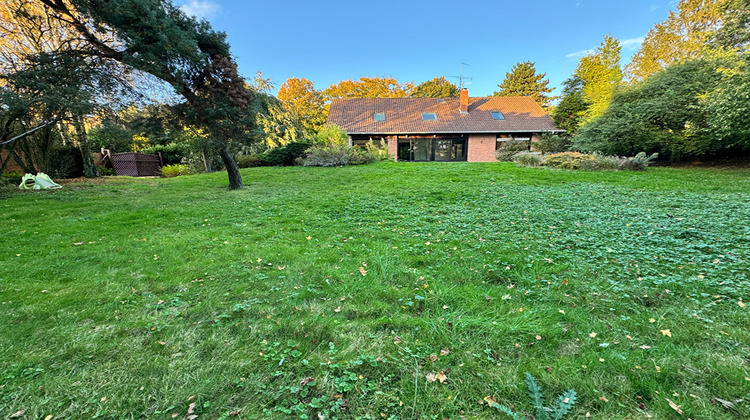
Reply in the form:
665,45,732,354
1,162,749,419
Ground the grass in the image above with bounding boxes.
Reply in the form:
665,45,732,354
1,162,749,419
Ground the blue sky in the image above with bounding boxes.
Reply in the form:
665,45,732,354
177,0,678,97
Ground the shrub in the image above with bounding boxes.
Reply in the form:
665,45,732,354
258,142,311,166
1,171,24,186
514,153,544,167
365,139,391,161
622,152,659,170
141,143,190,165
536,133,572,154
542,152,596,170
48,147,84,178
313,124,348,146
160,164,190,178
495,141,529,161
236,155,263,168
489,373,577,420
97,167,117,176
303,143,375,167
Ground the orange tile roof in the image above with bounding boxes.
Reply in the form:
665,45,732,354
327,96,561,134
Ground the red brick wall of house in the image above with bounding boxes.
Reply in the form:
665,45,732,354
467,134,496,162
387,136,398,161
530,134,541,151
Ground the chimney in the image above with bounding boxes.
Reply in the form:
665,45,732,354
459,88,469,113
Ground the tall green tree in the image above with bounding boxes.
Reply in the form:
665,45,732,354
277,77,326,134
37,0,252,189
711,0,750,51
575,35,622,122
574,56,745,159
412,76,460,98
626,0,726,81
493,61,554,108
551,76,588,134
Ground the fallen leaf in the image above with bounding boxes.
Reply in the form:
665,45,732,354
599,396,609,402
435,371,447,383
655,365,661,372
660,329,672,337
666,398,683,415
440,348,450,356
483,395,498,405
9,409,26,418
334,306,341,313
306,236,312,240
358,267,367,276
73,242,83,246
44,416,53,420
639,345,651,349
393,336,401,344
589,332,597,338
300,377,314,386
425,372,437,383
158,341,167,346
558,309,565,314
649,318,656,323
426,354,438,362
738,301,746,308
171,413,179,418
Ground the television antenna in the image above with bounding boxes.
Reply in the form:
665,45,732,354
447,62,473,90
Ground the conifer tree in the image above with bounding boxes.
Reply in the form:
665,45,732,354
493,61,554,109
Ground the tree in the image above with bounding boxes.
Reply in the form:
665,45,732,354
551,76,588,135
493,61,554,108
412,76,459,98
712,0,750,51
35,0,251,189
251,92,305,148
324,76,413,99
574,56,743,159
626,0,726,81
575,35,622,122
277,77,327,134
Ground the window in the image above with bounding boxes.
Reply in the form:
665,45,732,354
422,113,437,121
373,113,385,121
490,111,505,120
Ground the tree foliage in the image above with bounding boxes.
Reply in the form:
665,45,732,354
712,0,750,51
323,76,413,99
626,0,726,81
493,61,554,108
411,76,459,98
278,77,327,134
575,35,622,122
551,76,588,135
30,0,251,188
574,55,748,159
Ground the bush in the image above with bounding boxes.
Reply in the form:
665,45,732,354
495,141,529,161
236,155,263,168
622,152,659,170
514,153,544,167
97,167,116,176
258,141,311,166
141,143,190,165
303,143,375,167
364,139,391,161
1,171,24,186
313,124,348,146
542,152,596,170
48,147,84,178
160,164,190,178
536,133,572,154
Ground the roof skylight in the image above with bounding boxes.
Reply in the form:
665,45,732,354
373,113,385,121
422,113,437,121
490,111,505,120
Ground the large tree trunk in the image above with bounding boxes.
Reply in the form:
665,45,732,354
219,148,242,189
73,116,97,178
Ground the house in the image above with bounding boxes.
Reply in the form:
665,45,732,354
326,88,562,162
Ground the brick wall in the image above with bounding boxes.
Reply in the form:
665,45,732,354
387,136,398,161
467,134,496,162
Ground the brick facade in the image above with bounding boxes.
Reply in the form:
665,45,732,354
467,134,497,162
387,136,398,161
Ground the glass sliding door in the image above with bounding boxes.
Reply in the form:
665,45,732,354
395,137,467,162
